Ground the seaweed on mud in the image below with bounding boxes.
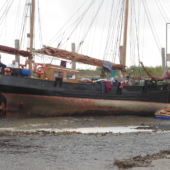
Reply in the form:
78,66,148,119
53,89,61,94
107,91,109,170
0,130,152,137
0,139,43,150
114,150,170,169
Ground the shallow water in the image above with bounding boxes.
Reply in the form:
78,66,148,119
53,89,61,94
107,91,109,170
0,126,153,133
40,126,152,133
0,115,169,135
0,115,169,131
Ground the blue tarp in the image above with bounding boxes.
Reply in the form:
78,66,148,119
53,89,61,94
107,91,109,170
110,70,116,77
21,69,31,76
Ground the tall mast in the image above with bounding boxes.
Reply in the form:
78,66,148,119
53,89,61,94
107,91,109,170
122,0,129,78
29,0,35,70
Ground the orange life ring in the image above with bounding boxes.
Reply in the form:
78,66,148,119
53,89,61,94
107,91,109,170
34,63,46,75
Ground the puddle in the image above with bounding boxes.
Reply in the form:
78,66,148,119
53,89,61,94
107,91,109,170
21,123,49,128
35,126,153,133
0,128,16,131
0,126,153,134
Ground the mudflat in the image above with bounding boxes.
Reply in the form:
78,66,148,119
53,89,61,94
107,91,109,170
0,116,170,170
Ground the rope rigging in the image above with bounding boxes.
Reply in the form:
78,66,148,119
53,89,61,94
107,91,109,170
155,0,167,22
76,0,104,53
141,10,146,63
156,0,170,22
98,0,109,58
57,0,96,49
129,0,135,66
104,0,124,64
1,0,170,70
142,0,161,55
86,0,101,70
110,1,121,63
165,0,170,12
0,0,14,26
113,0,124,63
48,4,94,64
132,0,140,66
13,0,21,41
19,0,30,50
47,0,92,46
0,0,15,41
87,0,96,56
0,1,10,12
46,1,94,65
103,0,120,61
103,0,115,61
36,0,44,62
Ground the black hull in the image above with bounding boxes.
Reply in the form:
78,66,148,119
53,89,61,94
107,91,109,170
0,75,169,118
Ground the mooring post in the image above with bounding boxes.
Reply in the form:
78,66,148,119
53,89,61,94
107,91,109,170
71,43,76,70
119,46,123,79
161,48,166,76
15,39,20,66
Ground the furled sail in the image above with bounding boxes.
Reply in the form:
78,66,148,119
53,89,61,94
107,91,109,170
0,45,30,57
35,46,123,70
140,62,170,81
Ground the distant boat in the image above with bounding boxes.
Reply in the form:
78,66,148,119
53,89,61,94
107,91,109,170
155,108,170,119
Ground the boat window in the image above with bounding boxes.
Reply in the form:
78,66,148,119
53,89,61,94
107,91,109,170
53,71,63,78
67,73,76,80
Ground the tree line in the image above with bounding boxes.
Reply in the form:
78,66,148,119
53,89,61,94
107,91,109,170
78,66,166,77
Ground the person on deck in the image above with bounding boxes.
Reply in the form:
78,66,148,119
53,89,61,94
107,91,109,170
8,60,18,68
0,54,6,75
19,60,28,69
58,72,63,78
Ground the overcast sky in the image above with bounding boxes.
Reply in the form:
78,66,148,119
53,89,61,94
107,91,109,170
0,0,170,69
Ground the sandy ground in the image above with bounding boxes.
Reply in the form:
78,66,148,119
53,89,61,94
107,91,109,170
0,116,170,170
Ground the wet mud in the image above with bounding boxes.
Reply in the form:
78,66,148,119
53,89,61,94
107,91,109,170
0,129,152,137
0,116,170,170
136,124,170,132
0,115,169,130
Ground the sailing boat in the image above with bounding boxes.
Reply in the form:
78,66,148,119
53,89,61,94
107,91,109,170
0,0,170,118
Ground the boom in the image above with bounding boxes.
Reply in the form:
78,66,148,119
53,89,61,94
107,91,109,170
35,46,123,70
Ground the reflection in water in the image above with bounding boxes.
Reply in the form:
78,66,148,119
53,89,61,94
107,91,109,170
0,116,170,134
34,126,153,133
0,126,153,133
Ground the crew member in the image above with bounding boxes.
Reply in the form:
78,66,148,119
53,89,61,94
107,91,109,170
8,60,18,68
19,60,28,69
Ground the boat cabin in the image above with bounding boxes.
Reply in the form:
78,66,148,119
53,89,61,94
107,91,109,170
37,63,79,83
